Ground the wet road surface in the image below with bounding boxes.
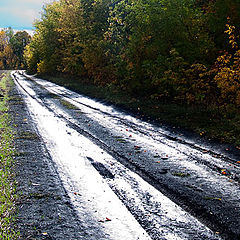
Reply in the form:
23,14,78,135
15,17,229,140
12,71,240,239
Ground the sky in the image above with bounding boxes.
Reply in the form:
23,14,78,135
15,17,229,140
0,0,54,31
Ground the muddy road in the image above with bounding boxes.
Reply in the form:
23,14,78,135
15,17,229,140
11,71,240,239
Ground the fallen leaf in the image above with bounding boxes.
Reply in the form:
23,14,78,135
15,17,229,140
74,192,81,196
205,197,222,201
221,169,227,175
155,161,161,163
236,161,240,164
106,217,111,221
134,145,141,149
42,232,48,236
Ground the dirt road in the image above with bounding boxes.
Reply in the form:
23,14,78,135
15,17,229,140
11,71,240,239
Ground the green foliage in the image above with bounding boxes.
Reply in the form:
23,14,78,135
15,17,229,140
23,0,240,110
35,2,62,74
9,31,31,68
24,35,40,74
150,49,217,105
105,0,214,93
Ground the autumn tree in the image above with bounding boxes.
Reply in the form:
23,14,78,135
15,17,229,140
0,28,31,70
10,31,31,68
0,30,16,69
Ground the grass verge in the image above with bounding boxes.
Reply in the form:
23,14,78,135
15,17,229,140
38,74,240,148
0,71,19,239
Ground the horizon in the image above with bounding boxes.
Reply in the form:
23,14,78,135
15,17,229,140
0,27,35,36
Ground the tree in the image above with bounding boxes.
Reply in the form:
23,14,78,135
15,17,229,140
10,31,31,68
34,1,62,74
0,30,16,69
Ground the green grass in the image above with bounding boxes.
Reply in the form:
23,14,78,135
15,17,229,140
59,99,79,110
0,71,19,239
38,74,240,148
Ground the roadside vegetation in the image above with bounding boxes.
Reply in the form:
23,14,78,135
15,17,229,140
0,71,18,239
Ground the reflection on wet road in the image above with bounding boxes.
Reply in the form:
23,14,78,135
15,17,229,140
12,71,240,239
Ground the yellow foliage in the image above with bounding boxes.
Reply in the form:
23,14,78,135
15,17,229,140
214,24,240,106
37,60,47,73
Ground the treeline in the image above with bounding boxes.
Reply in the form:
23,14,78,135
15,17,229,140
24,0,240,108
0,28,31,69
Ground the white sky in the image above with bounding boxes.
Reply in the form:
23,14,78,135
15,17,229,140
0,0,54,30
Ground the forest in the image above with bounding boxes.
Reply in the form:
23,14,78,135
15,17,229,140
3,0,240,110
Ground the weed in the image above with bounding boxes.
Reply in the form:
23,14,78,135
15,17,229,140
59,99,79,110
9,96,24,105
0,71,19,239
